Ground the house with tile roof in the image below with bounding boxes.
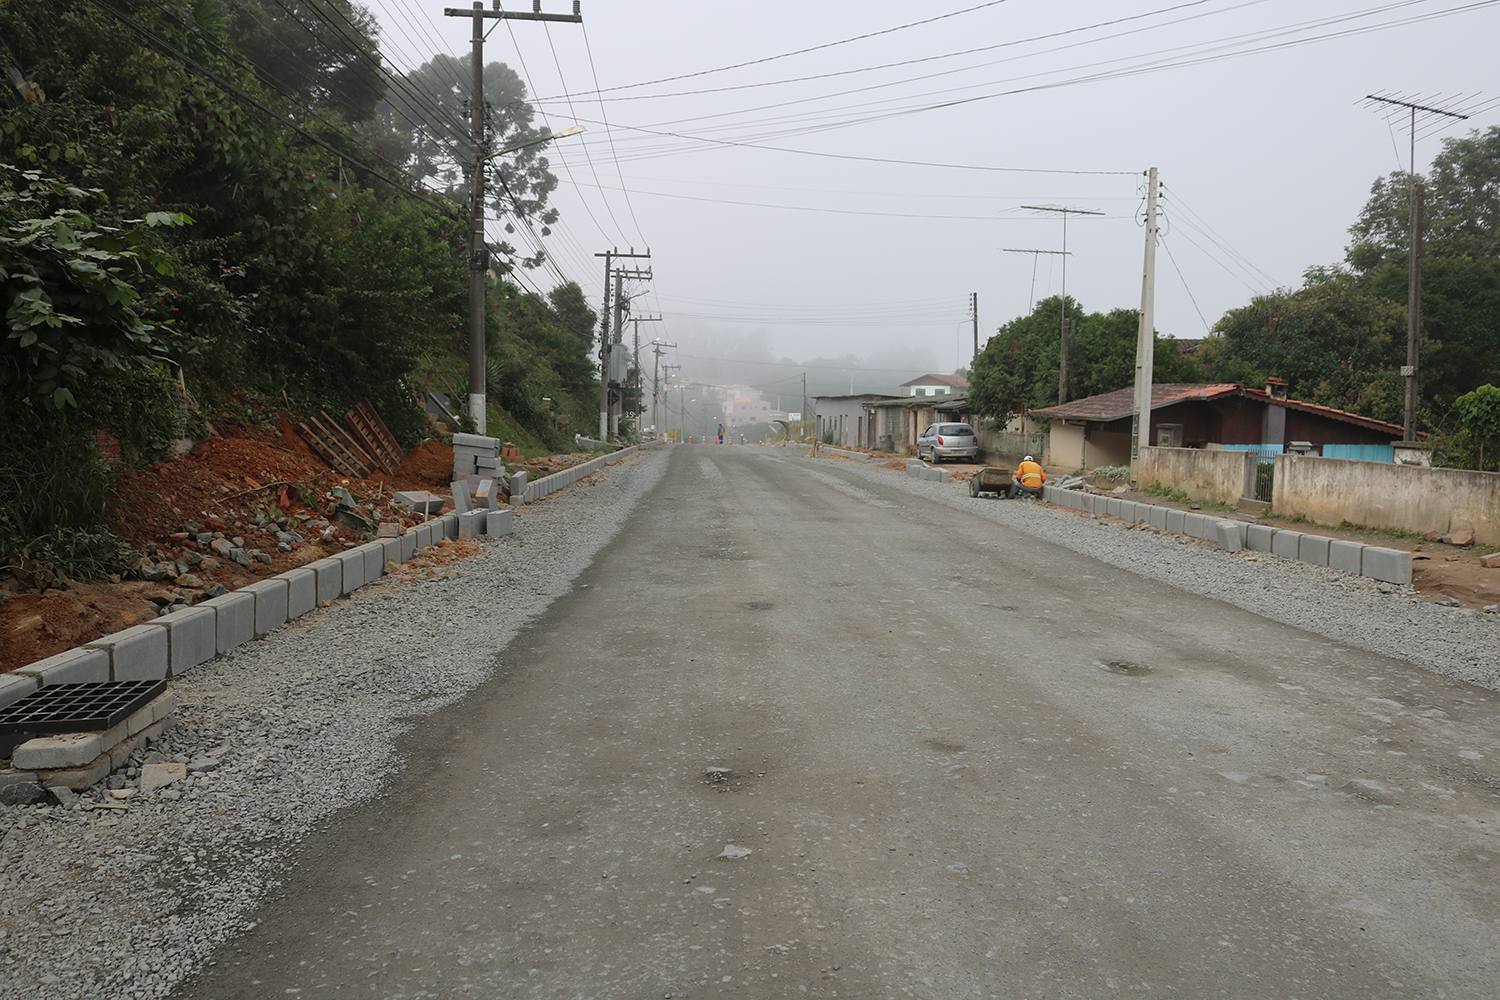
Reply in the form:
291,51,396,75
1030,381,1408,470
900,373,969,397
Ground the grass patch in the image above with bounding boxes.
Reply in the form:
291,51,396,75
1144,480,1188,502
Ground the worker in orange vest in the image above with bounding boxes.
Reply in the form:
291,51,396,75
1009,455,1045,499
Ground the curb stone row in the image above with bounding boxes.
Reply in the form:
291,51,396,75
0,444,660,714
1039,485,1412,585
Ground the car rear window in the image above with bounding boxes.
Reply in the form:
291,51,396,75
939,424,973,436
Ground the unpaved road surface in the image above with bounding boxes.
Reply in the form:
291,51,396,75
178,446,1500,999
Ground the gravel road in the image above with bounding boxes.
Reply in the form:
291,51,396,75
1,445,1496,999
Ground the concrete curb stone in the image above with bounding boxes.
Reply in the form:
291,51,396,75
1147,505,1168,529
1215,520,1245,552
15,648,110,687
282,567,317,619
399,529,418,562
1363,546,1413,585
1329,539,1365,575
308,557,342,606
0,672,39,712
360,542,384,582
335,549,366,594
84,624,169,682
1165,509,1186,533
486,509,514,536
1182,512,1208,539
200,591,255,654
1299,533,1332,567
1271,530,1302,560
241,578,289,636
151,607,217,675
1245,524,1276,552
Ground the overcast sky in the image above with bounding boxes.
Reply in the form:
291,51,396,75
361,0,1499,398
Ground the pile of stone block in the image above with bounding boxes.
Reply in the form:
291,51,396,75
2,683,177,792
450,476,515,538
451,433,507,483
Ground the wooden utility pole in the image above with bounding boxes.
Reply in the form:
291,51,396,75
1131,167,1160,467
444,1,581,433
1362,92,1470,441
1406,181,1424,440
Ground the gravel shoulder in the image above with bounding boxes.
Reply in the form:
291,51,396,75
0,449,669,1000
800,452,1500,691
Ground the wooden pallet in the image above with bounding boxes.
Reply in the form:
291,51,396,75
345,401,403,475
297,412,374,479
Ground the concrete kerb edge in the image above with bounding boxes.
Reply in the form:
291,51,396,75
7,479,468,702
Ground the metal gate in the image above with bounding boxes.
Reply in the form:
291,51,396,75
1254,461,1275,502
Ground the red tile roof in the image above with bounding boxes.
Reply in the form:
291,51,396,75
1031,384,1240,422
1031,383,1407,438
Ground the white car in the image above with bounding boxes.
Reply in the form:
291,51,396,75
916,422,979,463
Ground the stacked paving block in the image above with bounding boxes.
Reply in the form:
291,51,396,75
2,682,178,790
451,433,505,484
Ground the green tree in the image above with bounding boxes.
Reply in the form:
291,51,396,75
1455,383,1500,469
226,0,387,123
969,296,1203,421
1201,278,1407,423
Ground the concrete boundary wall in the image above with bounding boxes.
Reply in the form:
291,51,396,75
520,442,661,505
1134,446,1256,506
1273,455,1500,546
0,438,660,711
1041,485,1411,587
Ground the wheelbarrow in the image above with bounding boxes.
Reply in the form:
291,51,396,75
968,466,1014,498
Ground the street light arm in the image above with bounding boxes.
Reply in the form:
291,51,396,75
483,125,585,163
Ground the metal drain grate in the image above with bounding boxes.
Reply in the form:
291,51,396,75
0,680,167,748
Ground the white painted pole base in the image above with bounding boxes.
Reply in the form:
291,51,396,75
469,393,486,435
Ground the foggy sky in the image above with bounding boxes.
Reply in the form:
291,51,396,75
362,0,1499,398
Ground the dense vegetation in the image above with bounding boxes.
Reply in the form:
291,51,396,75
0,0,599,575
967,295,1203,419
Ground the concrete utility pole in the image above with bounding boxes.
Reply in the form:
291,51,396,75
651,341,677,435
1131,167,1160,467
628,316,661,432
594,249,650,439
1362,92,1471,442
1021,205,1103,404
971,292,979,363
444,1,582,434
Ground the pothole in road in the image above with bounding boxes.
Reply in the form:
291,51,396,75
702,767,755,792
741,601,774,611
925,739,967,754
1098,660,1152,676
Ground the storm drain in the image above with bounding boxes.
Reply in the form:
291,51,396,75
0,680,167,748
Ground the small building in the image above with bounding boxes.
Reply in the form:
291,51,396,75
1030,382,1407,470
867,394,978,454
900,373,969,397
812,394,900,448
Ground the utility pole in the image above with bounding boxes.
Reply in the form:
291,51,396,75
593,248,650,439
445,1,581,434
1362,92,1471,441
628,316,661,433
1131,167,1160,468
1021,205,1103,404
971,291,979,363
652,343,678,436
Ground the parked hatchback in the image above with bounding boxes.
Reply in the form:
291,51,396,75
916,422,979,463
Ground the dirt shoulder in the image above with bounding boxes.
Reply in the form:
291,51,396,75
0,419,613,673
